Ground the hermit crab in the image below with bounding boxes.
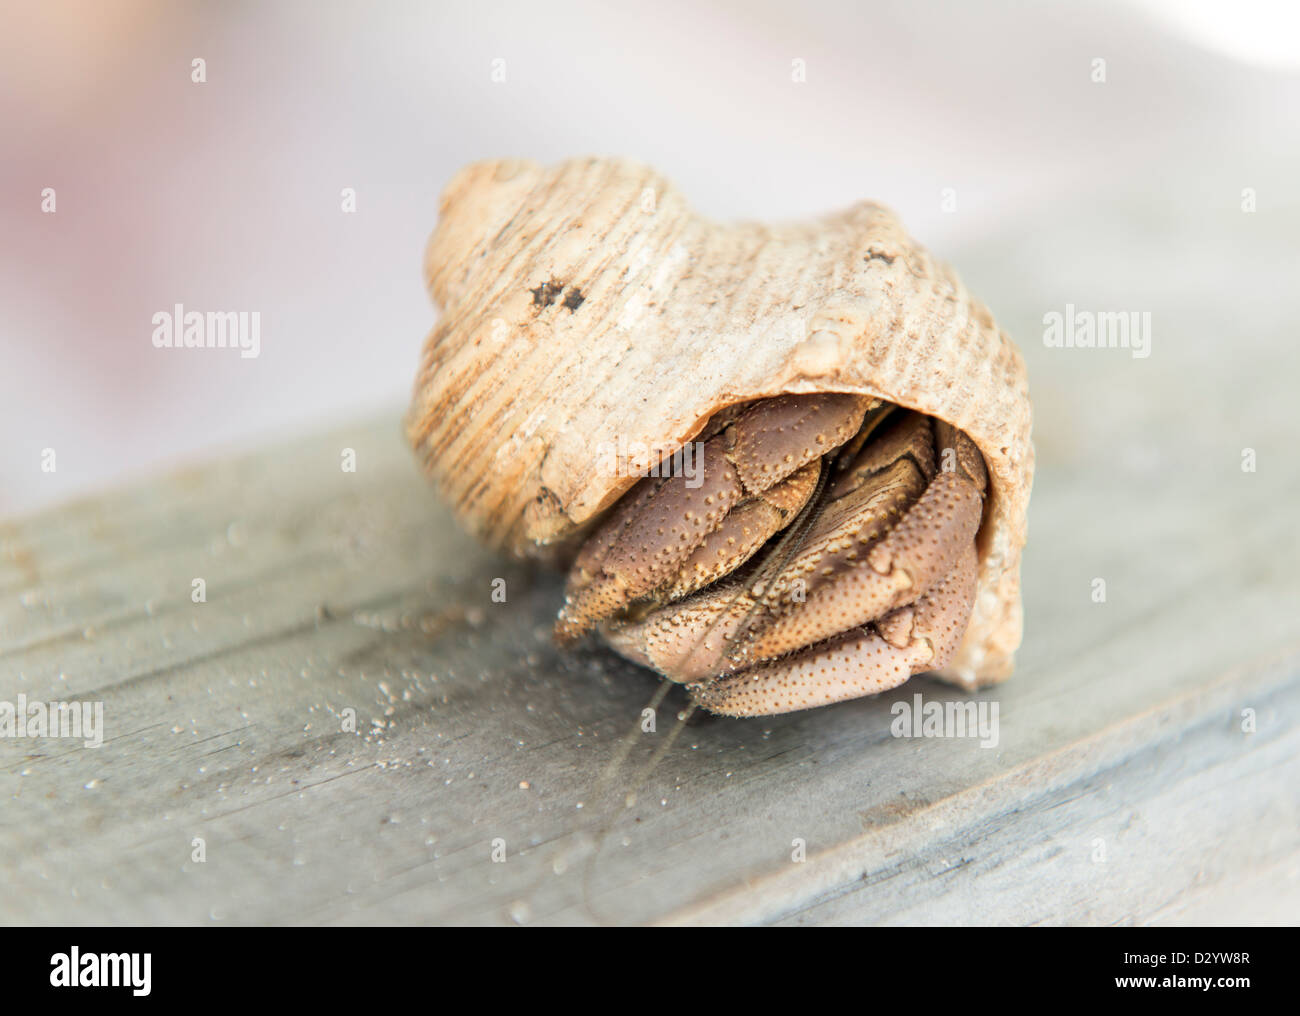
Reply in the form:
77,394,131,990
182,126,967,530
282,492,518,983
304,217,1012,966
407,158,1033,717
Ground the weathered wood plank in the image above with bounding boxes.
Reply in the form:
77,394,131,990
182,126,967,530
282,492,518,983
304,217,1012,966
2,404,1297,925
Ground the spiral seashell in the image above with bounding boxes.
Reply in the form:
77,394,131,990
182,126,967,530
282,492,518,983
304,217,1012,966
407,157,1033,695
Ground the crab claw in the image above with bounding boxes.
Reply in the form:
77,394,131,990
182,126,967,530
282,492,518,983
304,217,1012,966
601,580,758,681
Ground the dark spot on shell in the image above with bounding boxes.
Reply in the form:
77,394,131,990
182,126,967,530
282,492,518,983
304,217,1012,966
531,279,564,308
563,288,585,312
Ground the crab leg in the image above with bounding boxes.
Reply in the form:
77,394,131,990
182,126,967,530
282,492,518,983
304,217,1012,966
690,542,979,717
659,460,819,601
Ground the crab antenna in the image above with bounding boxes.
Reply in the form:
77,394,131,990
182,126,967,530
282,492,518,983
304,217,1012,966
580,691,699,923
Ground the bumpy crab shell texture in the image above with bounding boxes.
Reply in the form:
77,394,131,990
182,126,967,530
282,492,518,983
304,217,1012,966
407,157,1033,690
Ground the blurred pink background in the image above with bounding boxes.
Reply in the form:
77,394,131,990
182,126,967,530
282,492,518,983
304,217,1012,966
3,0,1298,516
